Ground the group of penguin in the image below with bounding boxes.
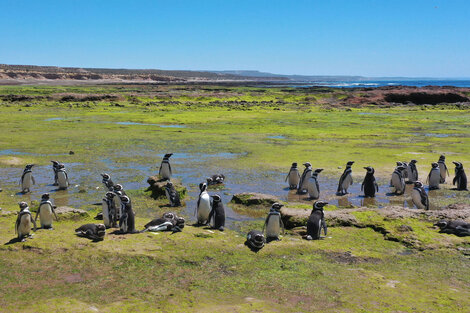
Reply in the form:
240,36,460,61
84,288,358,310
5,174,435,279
12,153,469,249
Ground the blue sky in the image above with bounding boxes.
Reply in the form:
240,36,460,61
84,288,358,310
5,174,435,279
0,0,469,77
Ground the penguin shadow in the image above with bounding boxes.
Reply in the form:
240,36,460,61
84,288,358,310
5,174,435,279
4,237,24,245
15,191,29,196
359,196,378,207
75,234,104,242
385,192,402,197
244,241,262,253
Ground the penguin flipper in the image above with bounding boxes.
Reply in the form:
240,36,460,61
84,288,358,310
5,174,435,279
158,164,162,176
374,181,379,192
31,216,37,231
322,219,328,236
280,218,285,235
284,173,289,182
32,175,36,185
15,216,20,234
361,181,364,191
262,215,270,233
168,164,172,175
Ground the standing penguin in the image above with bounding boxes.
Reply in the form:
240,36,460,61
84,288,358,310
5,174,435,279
263,203,284,242
159,153,173,180
452,161,468,191
337,161,354,195
391,165,406,195
208,194,225,231
437,155,449,184
102,191,117,228
15,202,36,241
20,164,35,193
56,164,69,190
306,201,328,240
401,161,409,180
119,196,137,234
297,162,312,194
361,167,379,198
101,173,114,191
195,182,211,225
411,181,429,210
165,181,181,207
51,160,60,186
307,168,323,200
427,163,441,190
407,160,418,183
285,162,301,190
34,193,58,229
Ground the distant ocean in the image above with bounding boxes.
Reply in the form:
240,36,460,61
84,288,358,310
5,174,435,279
285,80,470,88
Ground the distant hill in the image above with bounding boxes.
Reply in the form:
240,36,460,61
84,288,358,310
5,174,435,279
210,70,365,82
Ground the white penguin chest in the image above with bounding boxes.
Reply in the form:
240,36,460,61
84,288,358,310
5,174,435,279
342,174,352,188
39,203,53,225
307,177,319,196
411,190,424,208
22,172,32,188
289,170,300,184
18,215,32,235
198,193,211,217
160,163,171,178
266,214,280,237
429,170,440,184
57,171,68,187
391,173,403,187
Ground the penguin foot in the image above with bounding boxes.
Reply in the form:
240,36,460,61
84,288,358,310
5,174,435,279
306,235,313,241
218,226,224,231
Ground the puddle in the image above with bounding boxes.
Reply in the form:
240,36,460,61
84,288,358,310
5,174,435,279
358,113,392,116
115,121,186,128
0,149,33,156
267,135,287,139
44,117,64,121
413,133,450,138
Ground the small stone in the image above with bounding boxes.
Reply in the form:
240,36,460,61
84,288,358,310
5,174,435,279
69,150,75,155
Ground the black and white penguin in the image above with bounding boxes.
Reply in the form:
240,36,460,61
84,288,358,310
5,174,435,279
361,166,379,198
245,230,266,251
34,193,58,229
51,160,60,186
297,162,312,194
401,161,409,180
56,163,69,190
75,224,106,241
263,203,284,241
337,161,354,195
208,194,225,231
391,165,406,195
15,202,36,241
142,212,185,233
452,161,468,191
285,162,301,190
102,191,117,228
20,164,35,193
427,162,441,190
407,159,419,183
196,182,211,225
437,155,449,184
435,220,470,237
101,173,114,191
159,153,173,180
119,196,137,234
207,174,225,185
306,200,328,240
165,181,181,207
307,168,323,200
411,181,429,210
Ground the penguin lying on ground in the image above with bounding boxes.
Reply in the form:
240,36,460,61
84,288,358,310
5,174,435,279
165,181,181,207
20,164,35,193
206,174,225,185
142,212,185,233
15,202,36,241
411,181,429,210
34,193,58,229
427,162,441,190
245,230,266,251
159,153,173,180
101,173,114,191
361,166,378,198
452,161,468,191
306,201,328,240
263,203,284,242
75,224,106,241
337,161,354,195
208,194,225,231
285,162,300,190
435,220,470,237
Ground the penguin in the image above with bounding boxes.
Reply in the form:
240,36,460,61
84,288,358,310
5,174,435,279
307,168,323,200
195,182,211,225
34,193,58,229
206,174,225,185
337,161,354,195
75,224,106,241
285,162,301,190
361,166,379,198
411,181,429,210
452,161,468,191
208,194,225,231
159,153,173,180
165,181,181,207
119,195,137,234
306,200,328,240
427,162,441,190
263,203,284,242
437,155,449,184
407,159,419,183
401,161,409,179
297,162,312,194
15,202,36,241
391,165,406,195
102,191,117,228
20,164,35,193
245,230,266,251
435,220,470,237
51,160,60,186
113,184,127,196
142,213,185,233
56,163,69,190
101,173,114,191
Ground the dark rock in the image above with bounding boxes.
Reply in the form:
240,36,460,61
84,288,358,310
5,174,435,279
230,193,279,207
69,150,75,155
146,176,186,200
78,188,86,193
397,225,413,232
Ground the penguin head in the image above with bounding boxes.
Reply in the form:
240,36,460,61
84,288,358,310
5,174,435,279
396,166,406,171
346,161,354,167
120,196,130,204
164,153,173,159
41,193,50,200
25,164,34,170
51,160,59,166
314,168,324,174
163,212,175,220
396,161,403,167
105,191,115,199
434,220,448,229
414,181,424,188
176,217,185,228
363,166,374,174
401,161,408,166
452,161,462,169
247,231,266,249
96,224,106,237
165,181,173,188
303,162,312,168
271,202,284,212
313,201,328,211
291,162,298,168
58,163,65,169
410,159,417,164
439,155,445,161
211,194,221,203
114,184,123,191
18,201,29,210
114,190,123,197
199,182,207,192
206,177,213,184
101,173,110,180
431,162,439,168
